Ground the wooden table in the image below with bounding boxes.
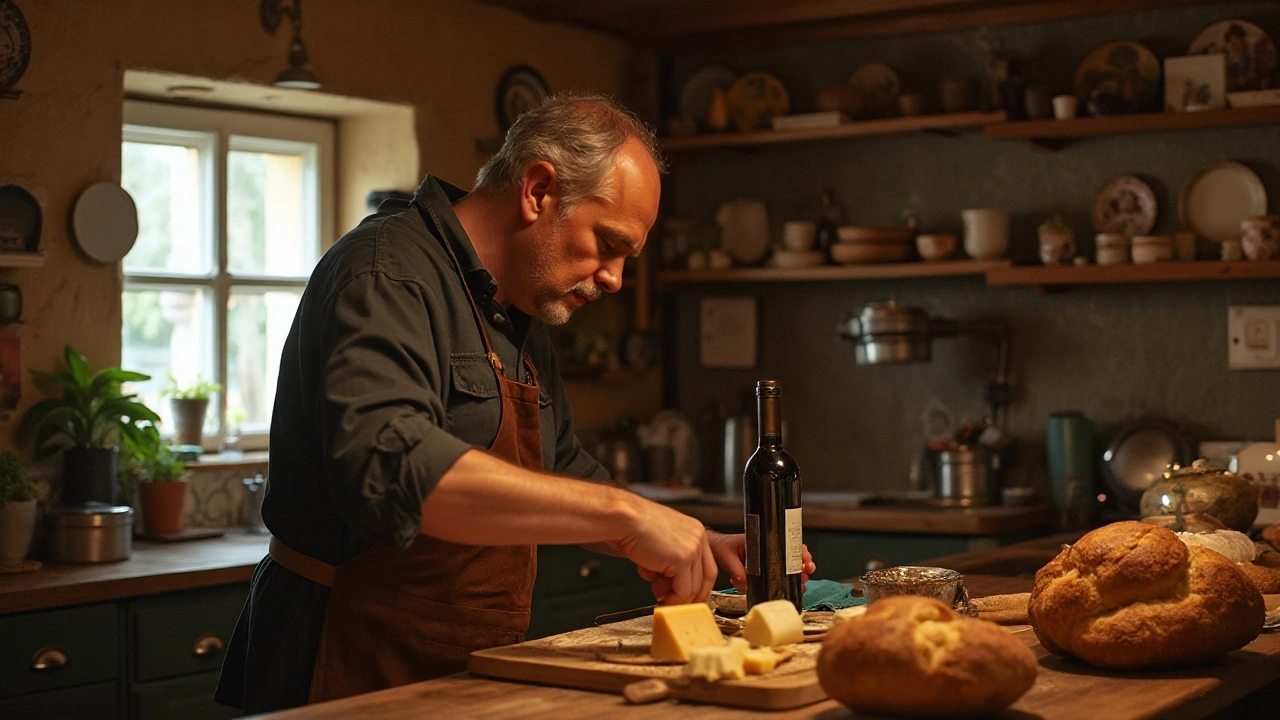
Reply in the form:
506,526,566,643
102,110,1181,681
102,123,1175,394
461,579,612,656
254,575,1280,719
0,532,268,614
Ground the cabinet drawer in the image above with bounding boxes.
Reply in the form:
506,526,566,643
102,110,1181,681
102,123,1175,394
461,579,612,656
0,680,120,720
129,584,247,682
533,546,649,600
132,670,238,720
0,604,119,699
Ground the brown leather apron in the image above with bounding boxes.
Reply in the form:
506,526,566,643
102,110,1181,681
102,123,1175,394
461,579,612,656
268,204,545,703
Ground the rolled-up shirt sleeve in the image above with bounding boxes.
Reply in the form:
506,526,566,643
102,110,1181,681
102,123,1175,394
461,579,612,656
318,270,472,550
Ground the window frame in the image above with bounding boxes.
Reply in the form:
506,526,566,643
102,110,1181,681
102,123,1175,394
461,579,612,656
122,100,335,451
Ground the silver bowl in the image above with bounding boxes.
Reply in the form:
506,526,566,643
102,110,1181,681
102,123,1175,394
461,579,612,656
859,566,970,613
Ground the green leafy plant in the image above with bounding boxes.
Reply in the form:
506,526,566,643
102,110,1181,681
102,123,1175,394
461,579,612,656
0,451,35,504
1038,214,1073,236
118,422,188,501
161,373,223,401
18,345,160,458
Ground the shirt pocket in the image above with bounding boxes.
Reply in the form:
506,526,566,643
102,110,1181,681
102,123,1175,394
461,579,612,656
445,353,500,448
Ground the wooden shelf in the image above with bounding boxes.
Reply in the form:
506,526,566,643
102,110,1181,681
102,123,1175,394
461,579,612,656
986,260,1280,288
0,251,45,268
661,111,1005,152
985,105,1280,149
658,259,1008,288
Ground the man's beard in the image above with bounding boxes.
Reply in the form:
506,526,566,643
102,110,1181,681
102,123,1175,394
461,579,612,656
534,281,601,325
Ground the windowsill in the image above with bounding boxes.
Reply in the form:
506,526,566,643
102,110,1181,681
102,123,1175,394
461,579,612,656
189,450,269,471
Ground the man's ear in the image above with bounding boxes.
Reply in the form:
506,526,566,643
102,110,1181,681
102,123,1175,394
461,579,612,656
520,161,558,224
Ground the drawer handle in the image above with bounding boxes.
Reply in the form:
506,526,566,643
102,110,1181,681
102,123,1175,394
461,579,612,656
30,646,68,671
192,633,226,656
579,560,602,578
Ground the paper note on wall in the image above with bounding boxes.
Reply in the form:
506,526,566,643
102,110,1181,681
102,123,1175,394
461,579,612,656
700,296,757,369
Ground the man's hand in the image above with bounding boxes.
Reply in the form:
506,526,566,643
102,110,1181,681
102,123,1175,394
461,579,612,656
615,501,718,606
707,532,816,593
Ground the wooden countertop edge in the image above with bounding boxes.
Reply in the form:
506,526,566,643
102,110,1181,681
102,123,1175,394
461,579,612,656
669,501,1056,535
0,563,257,615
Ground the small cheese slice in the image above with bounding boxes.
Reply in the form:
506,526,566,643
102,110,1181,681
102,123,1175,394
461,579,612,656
685,638,748,681
650,603,725,662
831,605,868,627
743,646,783,675
741,599,804,647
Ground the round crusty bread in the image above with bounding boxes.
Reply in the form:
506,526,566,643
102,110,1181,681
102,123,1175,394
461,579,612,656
1236,562,1280,594
817,595,1038,717
1028,521,1265,670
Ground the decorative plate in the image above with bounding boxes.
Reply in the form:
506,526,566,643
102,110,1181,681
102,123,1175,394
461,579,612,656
1179,161,1267,244
494,65,549,132
1189,19,1277,92
847,62,901,118
678,65,737,127
1101,419,1193,509
1091,176,1157,236
71,182,138,264
725,71,790,132
0,0,31,96
1074,40,1161,111
0,184,40,251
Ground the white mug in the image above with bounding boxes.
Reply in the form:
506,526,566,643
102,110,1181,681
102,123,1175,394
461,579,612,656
1052,95,1078,120
961,209,1011,259
782,220,817,251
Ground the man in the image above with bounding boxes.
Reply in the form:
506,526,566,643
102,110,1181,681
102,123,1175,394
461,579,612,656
215,94,813,714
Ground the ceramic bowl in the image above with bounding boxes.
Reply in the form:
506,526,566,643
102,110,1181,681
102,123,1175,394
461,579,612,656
915,233,956,261
860,566,965,607
837,225,914,244
831,241,911,264
1131,236,1173,264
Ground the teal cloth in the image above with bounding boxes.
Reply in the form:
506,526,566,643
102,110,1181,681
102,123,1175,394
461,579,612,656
718,579,865,611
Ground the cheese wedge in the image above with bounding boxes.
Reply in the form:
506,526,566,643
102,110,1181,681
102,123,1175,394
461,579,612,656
685,638,748,681
743,646,784,675
742,599,804,647
650,603,725,662
831,605,868,627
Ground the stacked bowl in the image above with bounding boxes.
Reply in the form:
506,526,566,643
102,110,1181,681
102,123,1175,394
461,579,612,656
831,225,914,264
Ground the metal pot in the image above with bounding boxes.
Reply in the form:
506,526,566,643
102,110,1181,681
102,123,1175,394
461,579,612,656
936,446,998,507
721,411,755,498
837,302,932,364
48,503,133,563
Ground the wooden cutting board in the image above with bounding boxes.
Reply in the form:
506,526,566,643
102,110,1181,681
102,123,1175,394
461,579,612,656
468,616,826,711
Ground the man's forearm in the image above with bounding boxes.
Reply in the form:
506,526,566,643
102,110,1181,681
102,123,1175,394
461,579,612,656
419,449,640,546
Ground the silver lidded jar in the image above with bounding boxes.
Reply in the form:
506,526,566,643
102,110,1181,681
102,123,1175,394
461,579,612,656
48,503,133,563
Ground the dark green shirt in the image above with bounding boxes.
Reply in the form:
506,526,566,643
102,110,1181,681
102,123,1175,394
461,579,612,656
216,175,607,713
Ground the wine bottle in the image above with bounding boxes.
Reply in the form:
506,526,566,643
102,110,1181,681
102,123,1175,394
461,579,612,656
743,380,803,612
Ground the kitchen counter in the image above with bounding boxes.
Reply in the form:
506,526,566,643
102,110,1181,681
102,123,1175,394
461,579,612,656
0,532,268,615
670,499,1055,535
251,570,1280,720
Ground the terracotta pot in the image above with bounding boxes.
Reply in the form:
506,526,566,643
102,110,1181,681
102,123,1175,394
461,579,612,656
171,398,209,446
0,499,37,564
139,480,189,535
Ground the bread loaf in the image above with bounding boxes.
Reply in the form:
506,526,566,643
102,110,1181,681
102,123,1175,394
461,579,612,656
817,595,1037,717
1236,562,1280,594
1263,524,1280,552
1029,521,1265,670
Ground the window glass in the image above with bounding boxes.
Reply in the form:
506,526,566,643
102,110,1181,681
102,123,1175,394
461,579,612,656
227,287,302,430
121,286,212,430
228,146,312,277
121,141,209,275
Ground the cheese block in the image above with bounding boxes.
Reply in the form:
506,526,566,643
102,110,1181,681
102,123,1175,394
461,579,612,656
685,638,748,681
743,646,784,675
742,600,804,647
831,605,867,627
650,603,725,662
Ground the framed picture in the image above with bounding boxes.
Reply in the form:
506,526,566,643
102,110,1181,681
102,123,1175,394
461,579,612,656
1164,54,1226,112
699,296,757,369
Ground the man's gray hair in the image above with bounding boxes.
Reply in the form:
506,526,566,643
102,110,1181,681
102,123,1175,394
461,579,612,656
474,93,667,216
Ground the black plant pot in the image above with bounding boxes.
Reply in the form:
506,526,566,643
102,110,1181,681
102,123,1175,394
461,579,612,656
63,447,118,505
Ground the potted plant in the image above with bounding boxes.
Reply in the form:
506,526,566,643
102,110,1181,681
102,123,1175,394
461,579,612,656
162,373,222,447
0,451,37,564
121,422,190,535
18,345,159,506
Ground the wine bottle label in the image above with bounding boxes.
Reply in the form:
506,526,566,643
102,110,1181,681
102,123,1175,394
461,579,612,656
785,507,803,575
745,513,760,576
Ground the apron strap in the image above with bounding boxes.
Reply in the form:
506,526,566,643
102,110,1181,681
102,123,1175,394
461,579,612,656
270,536,336,587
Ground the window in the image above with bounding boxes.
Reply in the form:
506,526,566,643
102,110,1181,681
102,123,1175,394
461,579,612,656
121,101,334,450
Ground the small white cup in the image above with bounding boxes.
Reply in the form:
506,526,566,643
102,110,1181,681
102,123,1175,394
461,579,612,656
961,209,1010,259
1052,95,1078,120
782,220,817,251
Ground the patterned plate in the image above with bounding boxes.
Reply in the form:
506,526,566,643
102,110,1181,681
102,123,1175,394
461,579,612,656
1091,175,1157,236
1189,19,1277,92
847,62,901,118
1074,40,1162,112
725,71,790,132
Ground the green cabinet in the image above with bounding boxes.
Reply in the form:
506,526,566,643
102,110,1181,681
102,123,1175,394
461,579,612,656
0,584,246,720
527,545,653,639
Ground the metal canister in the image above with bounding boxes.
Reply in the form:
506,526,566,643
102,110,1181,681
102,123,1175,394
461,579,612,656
936,446,997,507
48,503,133,563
